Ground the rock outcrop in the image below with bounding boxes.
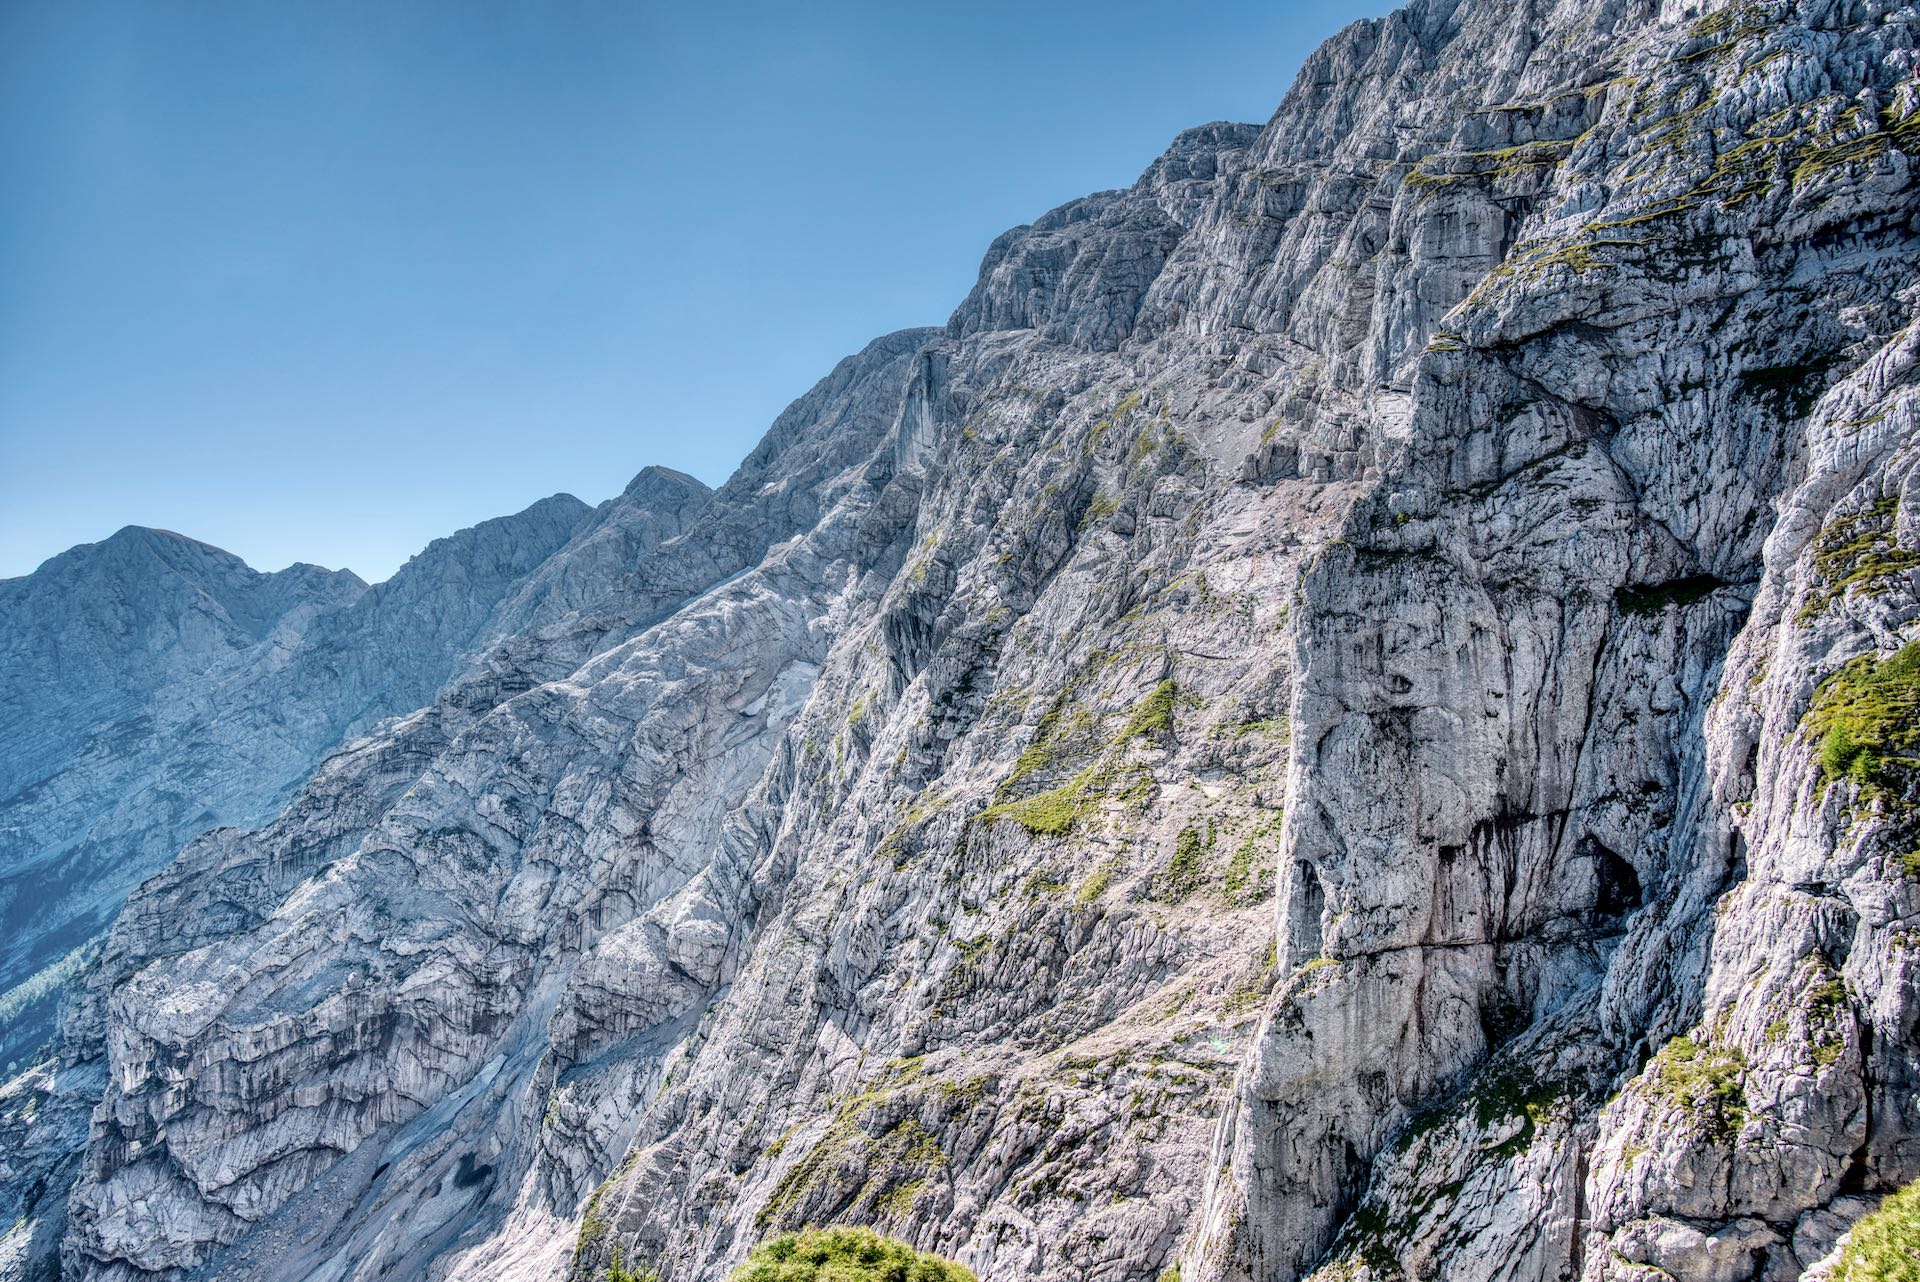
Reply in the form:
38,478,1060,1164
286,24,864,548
4,1,1919,1281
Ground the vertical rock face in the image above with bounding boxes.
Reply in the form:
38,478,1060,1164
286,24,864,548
1183,3,1920,1281
5,2,1920,1281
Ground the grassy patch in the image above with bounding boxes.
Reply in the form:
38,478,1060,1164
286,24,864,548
1802,641,1920,797
1153,826,1206,901
1223,811,1283,904
730,1227,975,1282
1122,679,1178,739
1074,861,1119,907
755,1065,947,1233
1649,1035,1748,1140
1080,492,1121,528
606,1249,659,1282
1835,1177,1920,1282
978,766,1101,836
1798,499,1919,624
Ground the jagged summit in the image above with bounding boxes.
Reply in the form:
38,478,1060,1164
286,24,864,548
623,464,710,497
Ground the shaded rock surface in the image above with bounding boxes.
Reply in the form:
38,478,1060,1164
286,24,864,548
0,476,710,1072
5,1,1920,1281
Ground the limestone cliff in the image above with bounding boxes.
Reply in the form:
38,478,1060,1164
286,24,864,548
4,1,1919,1281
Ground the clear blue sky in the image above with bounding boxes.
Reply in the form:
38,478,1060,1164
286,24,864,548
0,0,1387,583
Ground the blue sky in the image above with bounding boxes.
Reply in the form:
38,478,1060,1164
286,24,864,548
0,0,1387,583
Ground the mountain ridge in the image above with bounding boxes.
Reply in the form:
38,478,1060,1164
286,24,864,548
5,1,1920,1280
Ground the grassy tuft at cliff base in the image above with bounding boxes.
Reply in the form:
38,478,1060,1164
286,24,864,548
1836,1178,1920,1281
729,1227,976,1282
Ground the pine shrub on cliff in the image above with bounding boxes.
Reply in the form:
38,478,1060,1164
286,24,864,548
729,1227,975,1282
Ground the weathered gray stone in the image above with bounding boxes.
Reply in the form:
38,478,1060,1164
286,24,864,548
4,2,1920,1281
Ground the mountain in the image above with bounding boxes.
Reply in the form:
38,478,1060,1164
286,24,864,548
6,0,1920,1279
0,476,711,1074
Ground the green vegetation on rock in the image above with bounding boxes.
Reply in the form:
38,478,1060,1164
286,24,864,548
1798,499,1919,624
1836,1178,1920,1282
1649,1035,1748,1140
606,1248,659,1282
1122,679,1178,739
1803,640,1920,796
1156,826,1205,900
729,1227,976,1282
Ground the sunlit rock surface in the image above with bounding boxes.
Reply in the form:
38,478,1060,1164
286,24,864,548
4,1,1920,1280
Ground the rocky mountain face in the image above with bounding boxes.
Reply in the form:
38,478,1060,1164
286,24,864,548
4,0,1920,1280
0,474,710,1075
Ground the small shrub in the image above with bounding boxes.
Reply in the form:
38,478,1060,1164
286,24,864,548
729,1226,976,1282
607,1248,659,1282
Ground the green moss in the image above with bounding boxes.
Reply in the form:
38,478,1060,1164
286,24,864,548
875,792,951,869
1886,98,1920,155
876,1178,926,1218
1073,862,1118,907
1214,715,1288,741
1699,133,1793,205
1793,131,1889,185
1649,1036,1748,1140
1835,1177,1920,1282
1690,4,1765,37
1084,389,1144,456
756,1066,944,1232
1021,866,1070,898
729,1227,976,1282
1128,430,1160,467
1464,1064,1565,1158
1405,138,1576,193
1807,970,1851,1069
1224,814,1283,904
1802,641,1920,797
575,1184,613,1262
978,767,1099,836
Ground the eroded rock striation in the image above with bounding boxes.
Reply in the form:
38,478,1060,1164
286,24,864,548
4,1,1920,1280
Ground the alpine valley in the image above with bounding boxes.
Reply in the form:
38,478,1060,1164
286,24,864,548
5,1,1920,1279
